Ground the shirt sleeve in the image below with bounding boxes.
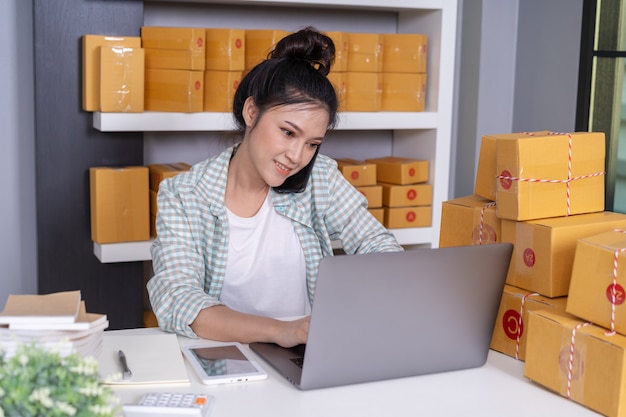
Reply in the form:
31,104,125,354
147,179,222,339
321,158,404,254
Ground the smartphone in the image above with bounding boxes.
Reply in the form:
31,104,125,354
273,148,320,193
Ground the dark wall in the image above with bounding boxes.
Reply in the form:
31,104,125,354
33,0,145,329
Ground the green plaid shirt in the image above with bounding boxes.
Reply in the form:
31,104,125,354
148,145,403,338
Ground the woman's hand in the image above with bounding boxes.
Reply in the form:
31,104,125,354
274,316,310,348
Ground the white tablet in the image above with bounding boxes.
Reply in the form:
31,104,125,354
181,342,268,385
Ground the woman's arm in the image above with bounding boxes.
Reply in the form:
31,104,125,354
191,306,310,348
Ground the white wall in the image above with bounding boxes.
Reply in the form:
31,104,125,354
0,0,37,302
453,0,583,198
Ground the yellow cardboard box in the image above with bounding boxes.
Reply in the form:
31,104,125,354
205,28,245,71
203,70,243,112
474,131,551,201
502,212,626,297
89,166,149,244
82,34,141,111
439,195,500,247
245,29,290,70
327,71,346,107
567,229,626,336
369,207,384,224
525,309,626,417
144,47,205,71
382,34,427,73
379,182,432,207
384,206,431,228
144,69,204,113
344,72,381,112
335,159,377,187
366,156,428,185
325,31,348,72
381,73,426,112
356,185,383,208
141,26,205,54
347,33,382,73
99,46,144,113
490,285,567,361
496,131,605,221
147,162,191,191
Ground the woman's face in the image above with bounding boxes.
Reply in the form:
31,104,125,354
244,100,329,188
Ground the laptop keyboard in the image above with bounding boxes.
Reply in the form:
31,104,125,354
290,357,305,368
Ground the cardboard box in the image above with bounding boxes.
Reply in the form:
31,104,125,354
245,29,290,70
369,208,384,224
382,34,427,73
384,206,431,228
147,162,191,191
524,309,626,417
325,31,348,72
379,182,432,207
439,195,501,247
344,72,381,112
381,73,426,112
89,166,149,244
82,34,141,111
475,130,551,201
205,28,245,71
502,211,626,297
203,70,243,112
567,229,626,336
144,47,205,71
347,33,382,73
495,131,605,221
99,46,144,113
141,26,205,55
144,69,204,113
150,189,158,216
356,185,383,208
490,285,567,361
327,72,346,106
366,156,428,185
335,159,377,187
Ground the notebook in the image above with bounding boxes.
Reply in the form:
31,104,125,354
249,243,513,390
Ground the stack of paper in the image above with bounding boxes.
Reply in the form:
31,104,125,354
0,290,109,358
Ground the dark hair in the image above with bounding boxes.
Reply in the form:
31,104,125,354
232,26,339,133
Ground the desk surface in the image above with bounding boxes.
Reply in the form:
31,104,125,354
103,328,601,417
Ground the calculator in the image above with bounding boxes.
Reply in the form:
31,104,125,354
122,392,215,417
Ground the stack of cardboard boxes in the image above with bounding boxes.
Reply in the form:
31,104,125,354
82,28,428,114
336,156,431,229
440,130,626,416
90,163,190,245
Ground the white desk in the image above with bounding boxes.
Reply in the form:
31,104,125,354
104,328,601,417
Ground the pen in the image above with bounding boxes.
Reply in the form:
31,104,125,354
118,350,133,380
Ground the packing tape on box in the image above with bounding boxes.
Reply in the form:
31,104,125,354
495,131,605,216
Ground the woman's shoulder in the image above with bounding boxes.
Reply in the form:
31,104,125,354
162,146,235,194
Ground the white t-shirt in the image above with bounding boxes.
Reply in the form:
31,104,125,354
220,193,310,318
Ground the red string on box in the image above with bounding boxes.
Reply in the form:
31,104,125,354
478,202,496,245
495,132,605,216
607,228,626,336
567,321,590,399
515,291,538,360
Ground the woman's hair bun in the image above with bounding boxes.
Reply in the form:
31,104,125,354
269,26,335,76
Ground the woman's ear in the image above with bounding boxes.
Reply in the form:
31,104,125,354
242,97,258,128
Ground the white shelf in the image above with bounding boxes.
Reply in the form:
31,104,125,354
145,0,446,11
93,111,438,132
93,229,432,263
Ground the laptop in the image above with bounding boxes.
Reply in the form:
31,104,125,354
249,243,513,390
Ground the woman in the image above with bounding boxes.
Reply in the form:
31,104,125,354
147,27,402,348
